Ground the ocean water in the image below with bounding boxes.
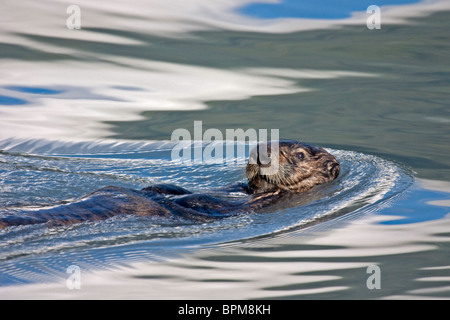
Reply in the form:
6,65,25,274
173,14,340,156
0,0,449,299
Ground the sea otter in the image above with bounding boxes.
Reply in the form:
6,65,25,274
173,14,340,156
0,140,340,229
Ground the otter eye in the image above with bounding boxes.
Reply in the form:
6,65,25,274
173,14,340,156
297,152,305,160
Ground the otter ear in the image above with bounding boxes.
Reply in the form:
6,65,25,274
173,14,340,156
307,145,325,156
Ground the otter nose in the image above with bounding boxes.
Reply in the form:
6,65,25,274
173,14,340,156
327,161,340,179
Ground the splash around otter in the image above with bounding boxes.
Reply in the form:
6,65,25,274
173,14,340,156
0,140,340,229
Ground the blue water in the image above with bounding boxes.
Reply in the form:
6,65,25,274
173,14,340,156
0,86,64,106
239,0,421,19
0,95,28,105
3,86,64,95
379,187,450,225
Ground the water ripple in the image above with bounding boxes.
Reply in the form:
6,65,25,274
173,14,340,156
0,139,413,287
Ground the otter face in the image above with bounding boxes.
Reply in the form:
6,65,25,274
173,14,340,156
246,140,340,194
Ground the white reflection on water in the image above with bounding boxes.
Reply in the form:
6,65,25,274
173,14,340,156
0,58,375,140
3,0,450,39
2,0,450,141
1,201,449,300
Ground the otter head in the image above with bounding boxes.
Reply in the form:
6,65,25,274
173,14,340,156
246,140,340,194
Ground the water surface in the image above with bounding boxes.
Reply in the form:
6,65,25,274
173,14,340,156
0,0,449,299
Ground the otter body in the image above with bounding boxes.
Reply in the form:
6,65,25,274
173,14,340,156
0,140,340,229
